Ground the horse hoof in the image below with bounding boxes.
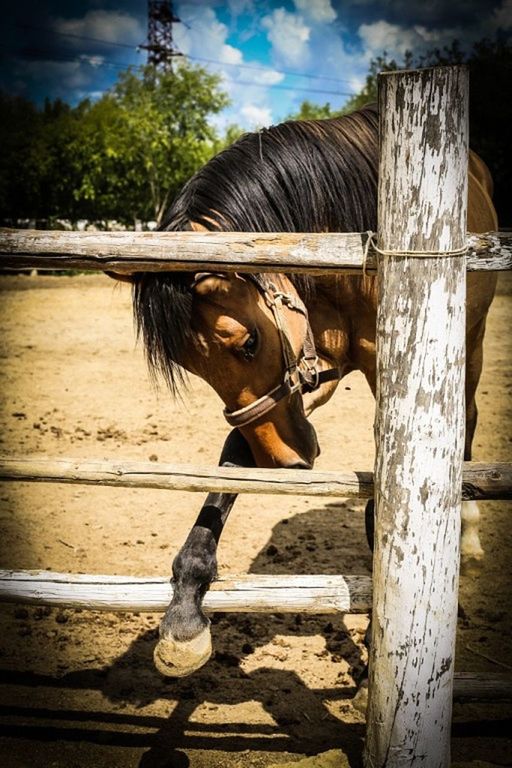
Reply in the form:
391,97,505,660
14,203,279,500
352,678,368,715
153,625,212,677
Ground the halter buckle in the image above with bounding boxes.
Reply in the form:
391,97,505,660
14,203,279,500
273,291,304,313
299,355,321,391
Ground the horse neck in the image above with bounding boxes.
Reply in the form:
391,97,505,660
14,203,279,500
305,274,378,380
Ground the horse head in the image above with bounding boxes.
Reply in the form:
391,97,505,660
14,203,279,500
109,258,341,469
175,269,323,469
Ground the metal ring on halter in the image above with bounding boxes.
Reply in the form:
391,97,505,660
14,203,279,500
299,355,320,391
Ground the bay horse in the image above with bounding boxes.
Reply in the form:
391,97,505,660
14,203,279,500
114,104,498,678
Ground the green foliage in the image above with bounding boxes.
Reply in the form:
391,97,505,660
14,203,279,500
341,52,414,113
342,38,511,225
2,39,510,226
215,123,247,152
286,99,345,121
0,61,229,225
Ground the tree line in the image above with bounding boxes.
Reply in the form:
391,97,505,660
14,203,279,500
0,63,229,227
1,37,510,227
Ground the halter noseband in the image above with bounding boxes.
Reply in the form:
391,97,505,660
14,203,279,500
220,274,340,428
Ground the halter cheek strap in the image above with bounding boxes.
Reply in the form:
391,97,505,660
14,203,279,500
222,274,340,428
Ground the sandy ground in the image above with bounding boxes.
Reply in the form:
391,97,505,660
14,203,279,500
0,273,510,768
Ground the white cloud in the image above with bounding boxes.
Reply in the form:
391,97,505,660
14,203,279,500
411,25,444,43
175,4,237,62
293,0,336,25
358,20,422,56
250,69,284,86
357,16,498,61
17,59,91,90
221,44,243,65
356,19,470,58
227,0,255,16
493,0,512,29
78,55,105,68
53,10,144,46
176,4,276,130
261,8,311,67
240,103,272,127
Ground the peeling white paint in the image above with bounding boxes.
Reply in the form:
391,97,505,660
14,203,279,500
365,67,468,768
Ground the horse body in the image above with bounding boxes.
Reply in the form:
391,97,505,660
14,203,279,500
125,106,498,677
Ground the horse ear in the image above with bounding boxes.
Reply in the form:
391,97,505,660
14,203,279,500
191,272,232,296
104,271,136,284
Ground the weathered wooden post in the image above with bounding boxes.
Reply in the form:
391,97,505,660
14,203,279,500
365,66,468,767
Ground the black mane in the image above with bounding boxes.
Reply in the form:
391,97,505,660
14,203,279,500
133,104,379,394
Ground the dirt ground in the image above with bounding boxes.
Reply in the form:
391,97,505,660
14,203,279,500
0,272,510,768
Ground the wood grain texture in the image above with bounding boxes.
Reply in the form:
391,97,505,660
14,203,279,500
0,228,510,274
452,673,512,702
365,66,468,768
0,456,510,500
0,571,371,613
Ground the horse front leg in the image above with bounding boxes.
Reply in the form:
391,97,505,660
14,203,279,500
154,429,255,677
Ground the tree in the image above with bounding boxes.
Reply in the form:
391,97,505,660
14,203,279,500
72,62,230,225
287,38,511,226
286,99,345,121
215,123,247,152
0,61,230,225
340,52,414,113
0,93,44,221
341,39,511,225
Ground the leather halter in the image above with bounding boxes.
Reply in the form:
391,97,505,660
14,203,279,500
218,274,340,428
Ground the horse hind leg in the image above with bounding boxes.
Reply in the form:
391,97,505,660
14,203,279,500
154,429,254,677
350,499,374,714
461,317,488,573
461,498,483,572
461,397,484,573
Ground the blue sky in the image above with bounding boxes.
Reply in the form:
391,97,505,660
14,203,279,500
2,1,511,129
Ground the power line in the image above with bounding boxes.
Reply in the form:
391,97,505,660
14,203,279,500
16,23,141,51
15,50,355,96
181,54,358,86
226,78,354,97
14,21,359,87
68,56,357,95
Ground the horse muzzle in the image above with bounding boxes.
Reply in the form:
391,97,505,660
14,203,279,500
238,401,320,470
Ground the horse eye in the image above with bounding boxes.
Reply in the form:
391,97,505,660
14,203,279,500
241,329,259,360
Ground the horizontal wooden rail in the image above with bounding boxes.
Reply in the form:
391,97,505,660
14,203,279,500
0,457,372,497
0,457,511,500
1,571,510,703
452,673,512,702
0,571,371,613
0,229,511,274
1,570,511,702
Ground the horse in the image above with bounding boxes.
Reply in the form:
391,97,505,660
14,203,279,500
111,103,498,679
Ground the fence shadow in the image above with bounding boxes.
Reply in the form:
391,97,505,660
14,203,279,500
0,500,371,765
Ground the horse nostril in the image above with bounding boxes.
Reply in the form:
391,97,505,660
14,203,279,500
286,461,312,471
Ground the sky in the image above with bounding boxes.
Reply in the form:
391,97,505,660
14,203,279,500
2,0,511,129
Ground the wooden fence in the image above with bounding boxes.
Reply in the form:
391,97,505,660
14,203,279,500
1,229,511,274
0,66,511,767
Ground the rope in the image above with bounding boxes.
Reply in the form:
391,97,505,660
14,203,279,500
363,231,469,265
